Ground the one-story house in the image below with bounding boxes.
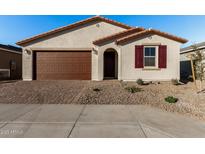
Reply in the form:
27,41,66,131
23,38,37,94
180,41,205,79
16,16,187,81
0,44,22,80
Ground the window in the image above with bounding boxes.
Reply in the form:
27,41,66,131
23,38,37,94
144,46,157,67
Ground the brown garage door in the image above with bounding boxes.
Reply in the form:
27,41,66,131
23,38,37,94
33,51,91,80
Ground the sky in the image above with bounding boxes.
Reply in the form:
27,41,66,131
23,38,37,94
0,15,205,48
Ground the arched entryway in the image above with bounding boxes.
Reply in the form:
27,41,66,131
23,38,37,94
103,48,118,79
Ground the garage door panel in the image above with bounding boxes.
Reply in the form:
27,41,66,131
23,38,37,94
37,73,90,80
37,52,90,58
34,51,91,80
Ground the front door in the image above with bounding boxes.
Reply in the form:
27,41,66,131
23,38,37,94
104,52,115,78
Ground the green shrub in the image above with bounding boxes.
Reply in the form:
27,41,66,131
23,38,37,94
164,96,178,103
171,79,180,85
93,88,101,92
136,78,144,85
125,86,142,93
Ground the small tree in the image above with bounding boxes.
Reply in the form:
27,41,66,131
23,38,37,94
190,44,205,91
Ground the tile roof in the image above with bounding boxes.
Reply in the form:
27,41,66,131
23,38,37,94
93,27,145,45
16,16,188,46
16,16,133,46
116,29,188,44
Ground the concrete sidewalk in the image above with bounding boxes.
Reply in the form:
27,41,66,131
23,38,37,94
0,104,205,138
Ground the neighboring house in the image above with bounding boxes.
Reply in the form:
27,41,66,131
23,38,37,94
180,42,205,79
16,16,187,81
0,44,22,80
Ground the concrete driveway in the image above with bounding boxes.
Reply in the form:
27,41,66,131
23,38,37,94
0,104,205,138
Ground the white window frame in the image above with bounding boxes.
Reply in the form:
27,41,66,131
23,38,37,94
143,46,158,68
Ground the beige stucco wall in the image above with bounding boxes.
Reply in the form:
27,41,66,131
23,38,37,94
22,21,126,80
95,34,182,81
21,20,182,81
120,34,182,81
180,52,191,61
95,42,121,80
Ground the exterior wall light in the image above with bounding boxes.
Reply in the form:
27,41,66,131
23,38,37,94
96,23,100,27
24,49,31,55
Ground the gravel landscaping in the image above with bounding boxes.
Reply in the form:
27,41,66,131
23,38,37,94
0,80,205,120
77,80,205,120
0,80,88,104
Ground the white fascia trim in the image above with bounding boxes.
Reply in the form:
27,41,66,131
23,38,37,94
180,46,205,54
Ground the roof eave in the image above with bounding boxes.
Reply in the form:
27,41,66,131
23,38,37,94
16,16,133,46
116,29,188,45
93,27,145,45
180,46,205,54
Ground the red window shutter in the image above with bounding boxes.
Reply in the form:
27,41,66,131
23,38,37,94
135,45,144,68
158,45,167,68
